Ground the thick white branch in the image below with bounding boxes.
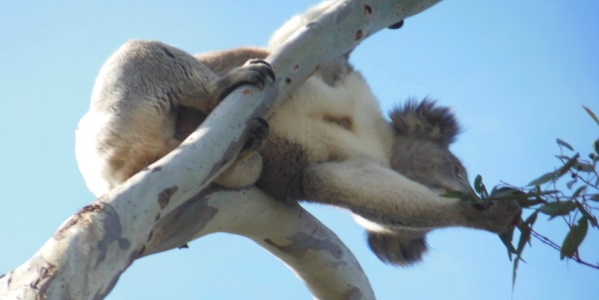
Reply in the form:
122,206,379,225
0,1,442,299
145,187,375,300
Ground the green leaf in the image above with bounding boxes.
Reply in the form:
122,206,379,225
528,172,555,186
595,139,599,155
516,226,530,255
490,186,520,198
489,187,540,207
583,106,599,126
512,216,535,290
566,179,577,190
539,201,577,217
516,213,537,258
517,199,545,208
523,211,539,227
499,227,517,261
512,257,521,290
474,175,483,194
557,138,574,151
555,153,580,178
474,175,482,192
573,162,595,173
473,175,490,199
575,202,598,228
572,186,587,199
560,217,589,259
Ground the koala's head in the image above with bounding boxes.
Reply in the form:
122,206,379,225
389,100,474,197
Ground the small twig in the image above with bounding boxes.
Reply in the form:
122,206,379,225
529,227,599,270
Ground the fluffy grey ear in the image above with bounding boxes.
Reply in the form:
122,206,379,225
389,99,461,145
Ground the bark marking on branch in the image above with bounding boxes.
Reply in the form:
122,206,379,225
264,232,344,260
157,185,179,209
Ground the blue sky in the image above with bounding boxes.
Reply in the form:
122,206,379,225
1,1,598,299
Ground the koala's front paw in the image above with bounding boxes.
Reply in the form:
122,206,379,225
475,200,522,233
238,117,270,160
216,59,276,101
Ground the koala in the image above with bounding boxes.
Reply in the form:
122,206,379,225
76,0,520,266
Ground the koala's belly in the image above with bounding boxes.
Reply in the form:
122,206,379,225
266,74,391,165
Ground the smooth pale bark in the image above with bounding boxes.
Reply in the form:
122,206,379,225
0,1,442,299
146,187,375,300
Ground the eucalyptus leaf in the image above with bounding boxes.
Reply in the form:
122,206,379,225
575,202,598,228
583,106,599,126
517,199,545,208
573,162,594,173
516,225,530,254
566,179,577,190
572,186,586,199
499,229,517,261
539,201,577,217
557,138,574,151
528,172,555,186
474,175,483,194
555,153,580,178
524,211,539,226
490,186,522,198
473,175,489,199
560,217,589,259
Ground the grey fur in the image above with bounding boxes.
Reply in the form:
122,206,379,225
389,99,461,146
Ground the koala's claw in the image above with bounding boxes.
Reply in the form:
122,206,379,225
239,117,270,159
216,59,276,101
246,59,276,82
248,117,270,143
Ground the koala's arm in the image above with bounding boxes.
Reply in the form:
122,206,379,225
293,159,521,233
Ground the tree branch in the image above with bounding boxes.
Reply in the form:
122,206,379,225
0,1,442,299
145,187,376,299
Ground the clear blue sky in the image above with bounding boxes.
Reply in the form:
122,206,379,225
1,1,598,299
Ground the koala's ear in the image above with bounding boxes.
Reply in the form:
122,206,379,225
389,99,461,145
